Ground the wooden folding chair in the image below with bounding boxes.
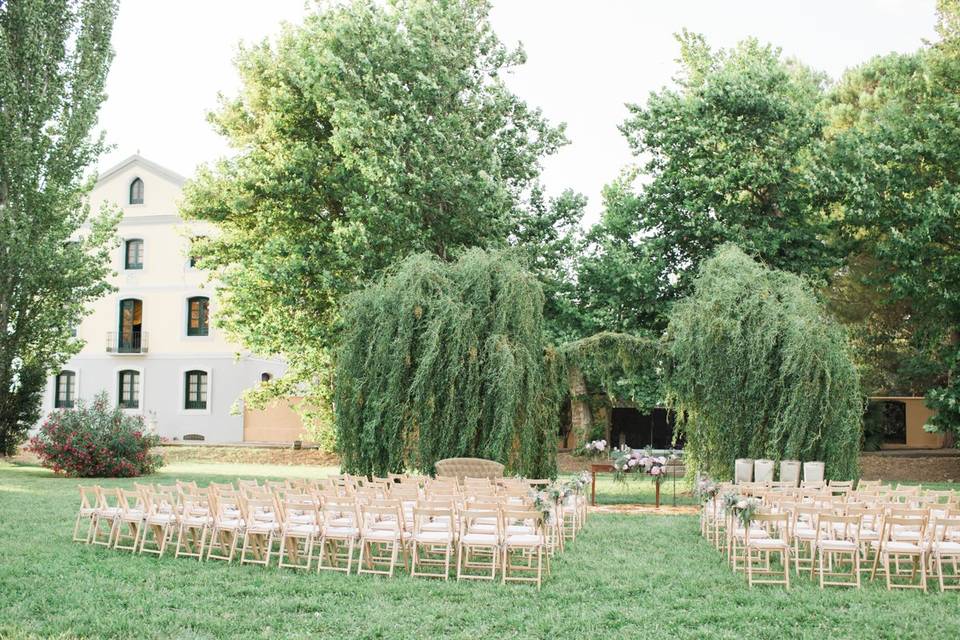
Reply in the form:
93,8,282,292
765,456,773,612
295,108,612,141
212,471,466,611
816,514,861,588
873,515,928,591
175,494,212,561
930,515,960,592
317,497,360,573
278,496,320,571
73,485,98,543
239,497,280,567
138,489,178,557
745,513,790,589
206,493,244,562
501,508,546,590
457,507,501,582
410,505,455,580
89,486,122,547
357,502,405,577
111,488,145,552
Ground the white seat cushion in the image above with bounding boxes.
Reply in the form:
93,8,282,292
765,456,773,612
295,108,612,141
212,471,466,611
504,534,543,547
414,531,452,544
284,524,319,536
818,539,857,551
246,521,279,533
933,541,960,554
363,528,400,541
182,515,212,527
748,538,789,550
461,533,498,546
324,526,358,538
885,541,922,553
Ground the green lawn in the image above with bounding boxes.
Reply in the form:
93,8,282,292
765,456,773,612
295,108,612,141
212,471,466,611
1,462,959,640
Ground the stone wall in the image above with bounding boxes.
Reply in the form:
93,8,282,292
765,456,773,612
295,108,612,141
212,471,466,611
859,452,960,483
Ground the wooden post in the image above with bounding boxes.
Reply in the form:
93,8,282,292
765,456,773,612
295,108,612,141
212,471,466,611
591,467,597,506
655,479,661,509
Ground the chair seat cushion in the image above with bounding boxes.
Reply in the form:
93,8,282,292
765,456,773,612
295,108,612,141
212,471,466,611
748,538,788,550
363,528,401,541
146,514,176,525
933,541,960,554
246,521,279,533
414,531,452,544
504,534,543,546
182,516,212,526
285,524,319,536
885,541,922,553
817,540,857,551
461,533,498,546
324,526,359,538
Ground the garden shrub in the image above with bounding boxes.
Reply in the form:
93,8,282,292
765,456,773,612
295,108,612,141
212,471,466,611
27,392,163,477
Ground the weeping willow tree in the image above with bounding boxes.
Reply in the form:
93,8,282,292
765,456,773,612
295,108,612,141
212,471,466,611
334,250,564,477
665,245,863,480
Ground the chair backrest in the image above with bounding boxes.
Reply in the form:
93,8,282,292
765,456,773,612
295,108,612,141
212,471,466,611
883,515,927,543
748,512,788,537
460,508,502,536
116,488,142,514
500,508,544,535
282,496,319,525
209,481,236,494
360,503,402,531
817,513,861,543
434,457,505,481
930,516,960,543
412,506,455,538
77,485,96,510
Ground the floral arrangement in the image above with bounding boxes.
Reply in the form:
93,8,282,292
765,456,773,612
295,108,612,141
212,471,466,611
27,392,163,477
610,445,672,484
574,439,607,458
722,491,762,526
695,477,720,503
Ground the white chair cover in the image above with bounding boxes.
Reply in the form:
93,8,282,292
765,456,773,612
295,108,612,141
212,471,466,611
753,459,775,483
802,461,825,483
778,460,801,486
734,458,754,484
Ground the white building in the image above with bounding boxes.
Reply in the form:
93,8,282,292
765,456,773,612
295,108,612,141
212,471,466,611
39,154,288,442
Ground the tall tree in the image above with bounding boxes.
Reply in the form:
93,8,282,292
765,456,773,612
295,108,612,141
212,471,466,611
605,31,836,331
180,0,565,441
666,245,862,480
826,1,960,434
0,0,119,455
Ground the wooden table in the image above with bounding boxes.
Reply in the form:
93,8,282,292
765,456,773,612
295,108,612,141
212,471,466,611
590,461,663,508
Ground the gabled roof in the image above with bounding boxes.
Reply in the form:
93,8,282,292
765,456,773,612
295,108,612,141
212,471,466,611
96,153,187,187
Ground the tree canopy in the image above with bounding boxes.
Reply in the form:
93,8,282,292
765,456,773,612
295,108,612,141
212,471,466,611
0,0,119,455
665,245,862,480
333,250,563,478
179,0,567,439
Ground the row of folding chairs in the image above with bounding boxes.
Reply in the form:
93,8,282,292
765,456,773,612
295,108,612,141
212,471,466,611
701,483,960,592
73,476,589,590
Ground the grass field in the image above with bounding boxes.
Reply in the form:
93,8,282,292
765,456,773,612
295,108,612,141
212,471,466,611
2,461,959,640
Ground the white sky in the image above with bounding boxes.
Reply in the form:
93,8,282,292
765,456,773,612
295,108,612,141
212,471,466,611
96,0,938,224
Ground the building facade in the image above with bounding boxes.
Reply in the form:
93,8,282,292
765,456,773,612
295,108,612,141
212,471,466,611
39,155,287,442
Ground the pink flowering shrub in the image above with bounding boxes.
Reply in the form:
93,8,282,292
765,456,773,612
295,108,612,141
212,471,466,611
27,392,163,477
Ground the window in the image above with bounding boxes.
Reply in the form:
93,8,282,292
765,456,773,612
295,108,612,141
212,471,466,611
260,372,272,383
185,370,208,410
129,178,144,204
117,298,143,353
54,371,76,409
118,370,140,409
187,297,209,336
125,239,143,270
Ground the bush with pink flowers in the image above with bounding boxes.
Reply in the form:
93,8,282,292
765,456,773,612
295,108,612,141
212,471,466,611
611,445,674,484
27,392,163,477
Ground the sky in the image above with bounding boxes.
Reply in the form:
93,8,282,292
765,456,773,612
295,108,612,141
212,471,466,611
95,0,939,225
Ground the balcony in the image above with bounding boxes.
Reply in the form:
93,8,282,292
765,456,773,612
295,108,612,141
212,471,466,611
106,331,149,354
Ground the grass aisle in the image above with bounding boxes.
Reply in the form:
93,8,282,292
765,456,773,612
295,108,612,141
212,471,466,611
1,462,958,639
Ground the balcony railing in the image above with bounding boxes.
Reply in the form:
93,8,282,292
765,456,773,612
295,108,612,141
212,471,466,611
106,331,149,354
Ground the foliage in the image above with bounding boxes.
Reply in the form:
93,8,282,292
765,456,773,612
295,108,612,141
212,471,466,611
27,392,163,477
333,250,563,477
665,245,863,480
825,2,960,436
560,332,662,411
179,0,566,438
614,32,838,304
0,0,120,455
610,445,672,485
